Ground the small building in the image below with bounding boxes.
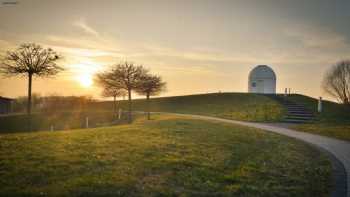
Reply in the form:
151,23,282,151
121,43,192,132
248,65,276,94
0,96,13,114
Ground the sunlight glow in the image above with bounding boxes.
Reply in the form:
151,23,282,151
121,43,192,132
70,61,103,88
76,73,93,87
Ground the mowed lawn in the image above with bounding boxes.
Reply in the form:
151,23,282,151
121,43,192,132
0,93,285,133
0,111,124,133
96,93,285,122
0,115,331,196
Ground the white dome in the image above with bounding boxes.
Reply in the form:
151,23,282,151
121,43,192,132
248,65,276,80
248,65,276,94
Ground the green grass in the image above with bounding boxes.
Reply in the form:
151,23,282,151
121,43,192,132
0,111,128,134
293,124,350,141
0,115,331,196
95,93,285,122
0,93,284,133
285,94,350,141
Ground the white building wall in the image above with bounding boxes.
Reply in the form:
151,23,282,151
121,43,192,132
248,65,276,94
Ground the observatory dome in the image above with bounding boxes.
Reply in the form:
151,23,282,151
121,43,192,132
248,65,276,94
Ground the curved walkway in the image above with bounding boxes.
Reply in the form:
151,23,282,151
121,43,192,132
160,113,349,197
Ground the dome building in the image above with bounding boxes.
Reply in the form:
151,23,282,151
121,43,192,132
248,65,276,94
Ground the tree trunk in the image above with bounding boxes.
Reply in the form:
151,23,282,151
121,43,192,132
128,89,132,123
343,86,348,105
146,93,150,120
27,73,33,131
27,73,32,115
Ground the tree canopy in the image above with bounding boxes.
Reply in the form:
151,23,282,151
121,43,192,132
136,74,166,97
0,43,63,77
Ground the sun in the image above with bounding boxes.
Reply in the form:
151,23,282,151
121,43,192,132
70,61,102,88
76,74,93,88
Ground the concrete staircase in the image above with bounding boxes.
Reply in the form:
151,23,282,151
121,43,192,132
268,95,315,124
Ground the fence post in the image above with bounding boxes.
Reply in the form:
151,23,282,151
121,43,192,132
50,125,54,132
86,117,89,128
318,97,322,113
118,109,122,120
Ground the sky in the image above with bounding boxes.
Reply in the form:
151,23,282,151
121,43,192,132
0,0,349,101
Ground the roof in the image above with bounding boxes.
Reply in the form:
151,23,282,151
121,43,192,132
248,65,276,80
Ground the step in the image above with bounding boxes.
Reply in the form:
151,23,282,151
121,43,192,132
287,106,309,109
287,107,308,110
287,108,311,111
282,119,314,123
284,116,314,120
283,104,304,107
287,111,314,116
285,106,305,108
287,111,313,115
286,106,307,109
287,113,314,117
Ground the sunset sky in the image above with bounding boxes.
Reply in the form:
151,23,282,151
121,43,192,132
0,0,349,101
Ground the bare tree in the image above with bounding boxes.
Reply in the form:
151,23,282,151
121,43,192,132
0,43,63,130
323,60,350,105
95,62,147,123
95,73,126,116
136,74,166,120
0,43,63,114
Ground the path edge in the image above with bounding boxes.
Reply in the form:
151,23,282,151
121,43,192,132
153,112,348,197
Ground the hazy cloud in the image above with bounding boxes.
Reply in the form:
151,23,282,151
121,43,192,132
73,18,99,37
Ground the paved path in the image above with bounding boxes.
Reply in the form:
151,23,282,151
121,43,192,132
161,113,349,197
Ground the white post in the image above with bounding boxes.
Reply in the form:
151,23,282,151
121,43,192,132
318,97,322,113
118,109,122,120
288,88,291,95
86,117,89,128
50,125,54,132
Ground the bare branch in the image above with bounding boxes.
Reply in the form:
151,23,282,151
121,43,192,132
136,74,166,97
0,43,64,77
323,60,350,105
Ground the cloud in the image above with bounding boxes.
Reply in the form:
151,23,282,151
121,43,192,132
284,24,349,49
0,39,13,53
73,18,99,37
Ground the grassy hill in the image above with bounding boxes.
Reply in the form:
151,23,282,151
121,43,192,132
284,94,350,141
96,93,285,122
94,92,350,141
1,92,349,141
0,93,285,133
0,115,331,196
112,93,349,141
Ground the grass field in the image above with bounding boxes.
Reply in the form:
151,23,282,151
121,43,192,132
96,92,349,141
285,94,350,141
96,93,285,122
0,111,128,134
0,93,285,133
0,115,331,196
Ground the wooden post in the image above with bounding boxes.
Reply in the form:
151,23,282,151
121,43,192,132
86,117,89,128
118,109,122,120
50,125,54,132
